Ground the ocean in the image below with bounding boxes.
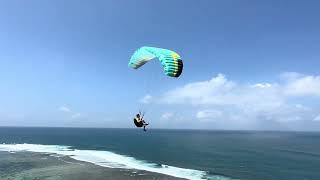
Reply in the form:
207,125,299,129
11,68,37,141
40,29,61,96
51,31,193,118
0,127,319,180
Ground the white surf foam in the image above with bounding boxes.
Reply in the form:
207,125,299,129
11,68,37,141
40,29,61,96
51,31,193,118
0,143,231,180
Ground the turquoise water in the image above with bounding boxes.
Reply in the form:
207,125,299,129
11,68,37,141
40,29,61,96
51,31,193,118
0,127,320,179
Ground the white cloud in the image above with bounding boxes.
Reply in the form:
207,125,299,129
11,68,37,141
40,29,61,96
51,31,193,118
71,113,82,119
161,74,283,110
277,116,302,122
294,104,310,111
251,83,272,88
161,74,237,105
280,72,303,81
161,112,174,119
58,105,84,120
139,95,153,104
283,74,320,96
156,73,320,128
314,114,320,121
161,73,320,107
58,106,71,113
196,110,222,120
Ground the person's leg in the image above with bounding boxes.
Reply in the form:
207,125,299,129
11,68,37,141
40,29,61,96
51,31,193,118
143,125,146,131
143,120,149,126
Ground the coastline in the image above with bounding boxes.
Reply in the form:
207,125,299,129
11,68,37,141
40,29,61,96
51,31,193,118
0,151,185,180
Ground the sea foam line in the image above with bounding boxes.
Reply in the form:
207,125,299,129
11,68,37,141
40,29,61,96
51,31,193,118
0,143,231,180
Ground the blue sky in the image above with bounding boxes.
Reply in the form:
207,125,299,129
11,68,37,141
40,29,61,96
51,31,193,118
0,0,320,130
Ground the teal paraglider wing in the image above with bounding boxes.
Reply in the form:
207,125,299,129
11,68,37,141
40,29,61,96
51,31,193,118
128,46,183,77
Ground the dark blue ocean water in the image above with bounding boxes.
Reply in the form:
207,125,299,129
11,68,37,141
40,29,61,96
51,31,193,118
0,127,320,180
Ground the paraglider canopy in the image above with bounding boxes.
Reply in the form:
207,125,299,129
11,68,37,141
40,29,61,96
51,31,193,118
128,46,183,78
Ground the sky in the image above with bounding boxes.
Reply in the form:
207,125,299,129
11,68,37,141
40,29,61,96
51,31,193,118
0,0,320,130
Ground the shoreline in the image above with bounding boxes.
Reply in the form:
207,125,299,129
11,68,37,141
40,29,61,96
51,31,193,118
0,151,185,180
